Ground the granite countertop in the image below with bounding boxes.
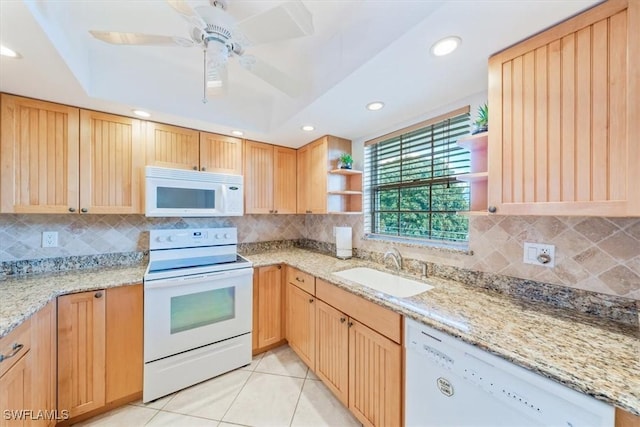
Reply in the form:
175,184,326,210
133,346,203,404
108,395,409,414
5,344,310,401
1,248,638,416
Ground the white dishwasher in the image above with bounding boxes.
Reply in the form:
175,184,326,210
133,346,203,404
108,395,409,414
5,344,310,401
405,318,615,427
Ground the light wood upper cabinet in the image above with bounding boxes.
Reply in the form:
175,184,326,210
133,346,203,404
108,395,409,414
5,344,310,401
200,132,243,174
79,110,144,214
296,135,354,214
105,284,143,403
58,289,106,419
145,122,199,170
0,94,80,213
488,0,640,216
244,140,296,214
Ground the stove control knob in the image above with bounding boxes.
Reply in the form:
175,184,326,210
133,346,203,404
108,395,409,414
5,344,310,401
214,234,221,239
167,236,174,242
223,233,230,239
156,236,165,242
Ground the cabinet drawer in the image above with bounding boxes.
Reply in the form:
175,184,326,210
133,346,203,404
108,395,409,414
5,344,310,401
287,267,315,295
316,279,402,344
0,319,31,377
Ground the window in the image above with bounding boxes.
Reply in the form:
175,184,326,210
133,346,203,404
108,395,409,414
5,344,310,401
364,107,471,244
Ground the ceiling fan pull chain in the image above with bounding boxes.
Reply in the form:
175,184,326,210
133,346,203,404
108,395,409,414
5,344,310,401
202,49,208,104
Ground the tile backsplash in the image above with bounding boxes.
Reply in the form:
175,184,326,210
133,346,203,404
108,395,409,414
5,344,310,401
0,214,305,260
2,212,638,300
303,214,640,300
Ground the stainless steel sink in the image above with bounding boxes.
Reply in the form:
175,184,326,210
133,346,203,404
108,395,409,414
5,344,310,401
332,267,433,297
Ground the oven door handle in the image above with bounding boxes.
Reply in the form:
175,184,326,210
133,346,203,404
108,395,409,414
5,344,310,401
145,268,252,289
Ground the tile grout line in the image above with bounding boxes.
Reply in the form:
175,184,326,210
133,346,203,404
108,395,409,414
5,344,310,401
216,367,255,425
288,369,309,427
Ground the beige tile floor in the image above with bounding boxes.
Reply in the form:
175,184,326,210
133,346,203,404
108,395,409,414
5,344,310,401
74,346,362,427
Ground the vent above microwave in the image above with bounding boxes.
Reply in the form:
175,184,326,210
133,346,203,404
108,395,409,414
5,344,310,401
145,166,243,185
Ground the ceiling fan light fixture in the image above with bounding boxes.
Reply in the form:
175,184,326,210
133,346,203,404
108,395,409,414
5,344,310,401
0,45,21,58
301,125,314,132
132,109,151,118
431,36,461,57
366,101,385,111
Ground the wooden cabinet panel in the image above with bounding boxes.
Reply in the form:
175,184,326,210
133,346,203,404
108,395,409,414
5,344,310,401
296,145,311,213
348,319,402,427
79,111,144,214
0,319,31,378
244,140,274,214
0,351,31,427
200,132,243,174
105,285,143,403
309,138,328,214
286,266,315,295
0,94,80,213
256,265,284,349
286,282,316,370
616,408,640,427
58,290,106,418
31,302,57,427
488,0,640,215
315,299,349,405
273,146,297,214
145,122,199,171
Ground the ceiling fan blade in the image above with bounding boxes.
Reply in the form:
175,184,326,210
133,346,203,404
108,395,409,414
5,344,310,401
90,31,194,47
239,55,302,97
166,0,207,29
236,0,313,45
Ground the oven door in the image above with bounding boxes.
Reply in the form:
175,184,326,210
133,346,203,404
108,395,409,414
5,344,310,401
144,268,252,363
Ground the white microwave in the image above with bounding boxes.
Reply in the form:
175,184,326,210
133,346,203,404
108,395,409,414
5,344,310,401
145,166,243,217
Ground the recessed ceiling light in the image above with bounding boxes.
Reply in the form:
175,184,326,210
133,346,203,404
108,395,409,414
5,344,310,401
366,101,385,111
301,125,314,132
132,109,151,118
231,130,244,136
0,45,21,58
431,36,461,57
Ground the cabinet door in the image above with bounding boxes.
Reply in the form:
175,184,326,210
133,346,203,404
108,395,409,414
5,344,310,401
315,300,349,405
488,0,640,216
58,290,106,418
309,138,328,213
296,145,311,213
273,146,297,214
31,302,57,427
105,284,143,403
286,282,315,369
244,140,274,214
79,110,144,214
145,122,199,171
0,352,31,427
256,265,284,348
0,94,80,213
200,132,243,174
348,319,402,427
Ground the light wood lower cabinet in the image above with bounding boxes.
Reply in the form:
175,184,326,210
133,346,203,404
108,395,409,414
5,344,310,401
0,319,32,427
617,408,640,427
253,265,285,353
315,299,349,405
57,290,106,419
58,285,143,422
286,281,316,369
31,302,57,427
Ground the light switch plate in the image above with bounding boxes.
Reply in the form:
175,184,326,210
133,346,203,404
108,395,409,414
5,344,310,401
523,242,555,268
42,231,58,248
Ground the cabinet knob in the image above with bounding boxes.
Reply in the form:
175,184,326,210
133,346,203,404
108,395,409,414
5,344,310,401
277,265,282,270
488,206,497,213
68,207,76,213
296,277,304,283
274,210,278,214
306,210,312,214
193,166,198,170
94,291,103,298
348,321,353,327
80,208,88,213
340,317,346,323
269,210,274,214
309,298,314,303
201,167,206,171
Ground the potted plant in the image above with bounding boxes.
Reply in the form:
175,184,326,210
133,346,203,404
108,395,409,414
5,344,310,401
339,153,353,169
472,103,488,134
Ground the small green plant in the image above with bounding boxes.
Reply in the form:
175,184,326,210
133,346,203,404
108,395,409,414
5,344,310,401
473,103,488,134
339,153,353,169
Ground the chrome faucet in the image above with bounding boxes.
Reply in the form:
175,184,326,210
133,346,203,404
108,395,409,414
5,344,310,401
383,247,402,271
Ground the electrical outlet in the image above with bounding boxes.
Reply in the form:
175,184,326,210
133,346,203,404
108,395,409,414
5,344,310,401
42,231,58,248
523,242,555,268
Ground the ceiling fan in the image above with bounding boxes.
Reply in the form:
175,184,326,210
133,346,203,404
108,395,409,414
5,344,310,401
89,0,313,101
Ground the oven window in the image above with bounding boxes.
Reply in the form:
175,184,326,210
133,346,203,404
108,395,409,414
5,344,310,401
157,187,215,209
170,287,235,334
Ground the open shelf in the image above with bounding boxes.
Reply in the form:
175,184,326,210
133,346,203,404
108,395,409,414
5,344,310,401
327,168,363,214
456,132,488,152
329,168,363,175
328,190,363,195
457,133,488,212
328,211,362,215
456,172,489,182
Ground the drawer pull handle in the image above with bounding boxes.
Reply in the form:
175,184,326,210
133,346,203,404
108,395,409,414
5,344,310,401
296,277,305,283
0,343,24,362
95,291,103,298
